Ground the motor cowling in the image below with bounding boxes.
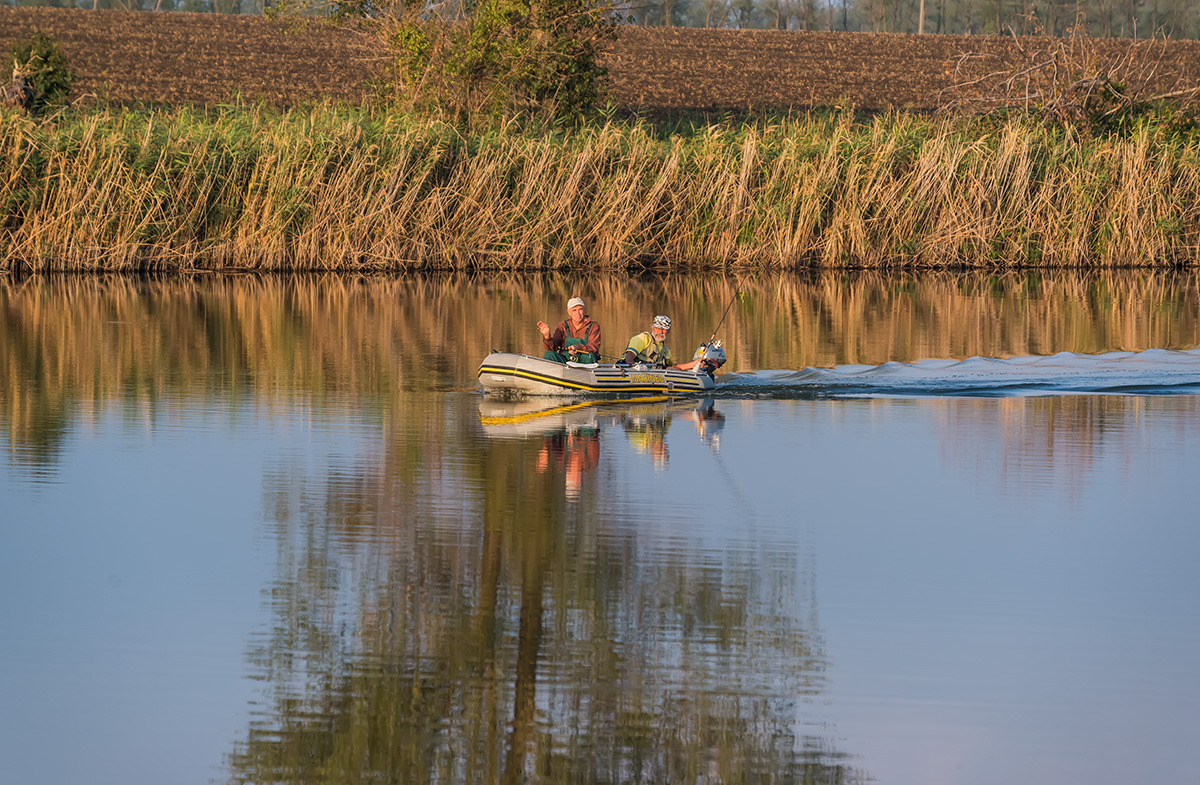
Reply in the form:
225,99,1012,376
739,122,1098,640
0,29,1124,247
693,340,727,375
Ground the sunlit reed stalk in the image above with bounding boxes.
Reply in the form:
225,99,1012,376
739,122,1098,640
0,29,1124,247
1,105,1198,271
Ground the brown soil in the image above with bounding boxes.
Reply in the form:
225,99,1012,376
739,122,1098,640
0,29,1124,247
608,27,1200,111
0,7,376,106
3,7,1200,111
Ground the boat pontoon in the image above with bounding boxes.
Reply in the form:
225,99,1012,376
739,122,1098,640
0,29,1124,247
478,345,725,397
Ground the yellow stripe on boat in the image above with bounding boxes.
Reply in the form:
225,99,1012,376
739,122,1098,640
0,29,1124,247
478,364,702,393
478,396,670,426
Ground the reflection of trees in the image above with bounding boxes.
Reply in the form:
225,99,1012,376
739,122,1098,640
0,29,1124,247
5,271,1196,475
229,403,859,785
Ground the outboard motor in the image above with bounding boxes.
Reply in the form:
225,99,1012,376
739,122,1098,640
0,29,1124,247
692,340,727,376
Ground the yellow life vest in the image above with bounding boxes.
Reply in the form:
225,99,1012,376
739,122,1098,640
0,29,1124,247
626,331,671,366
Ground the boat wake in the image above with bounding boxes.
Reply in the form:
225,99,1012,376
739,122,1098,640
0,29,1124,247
717,348,1200,398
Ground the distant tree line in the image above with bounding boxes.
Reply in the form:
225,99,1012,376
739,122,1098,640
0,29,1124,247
628,0,1199,38
6,0,260,13
5,0,1199,40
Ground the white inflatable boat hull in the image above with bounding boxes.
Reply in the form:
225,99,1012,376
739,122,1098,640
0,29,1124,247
478,352,716,396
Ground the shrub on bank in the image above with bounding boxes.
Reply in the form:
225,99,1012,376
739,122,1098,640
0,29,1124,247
7,30,73,113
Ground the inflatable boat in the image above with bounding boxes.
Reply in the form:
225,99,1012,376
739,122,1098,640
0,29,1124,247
478,347,724,397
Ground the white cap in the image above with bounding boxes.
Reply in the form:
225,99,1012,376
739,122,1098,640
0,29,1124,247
567,297,585,310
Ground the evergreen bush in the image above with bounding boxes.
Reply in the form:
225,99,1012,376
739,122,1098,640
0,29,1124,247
374,0,614,124
10,31,74,113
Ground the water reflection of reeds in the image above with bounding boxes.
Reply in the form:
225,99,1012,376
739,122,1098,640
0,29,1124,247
2,271,1197,471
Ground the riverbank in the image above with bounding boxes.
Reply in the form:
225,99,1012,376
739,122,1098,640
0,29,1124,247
2,105,1199,270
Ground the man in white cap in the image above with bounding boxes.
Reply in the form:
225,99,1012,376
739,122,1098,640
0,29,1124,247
623,315,703,370
537,296,602,364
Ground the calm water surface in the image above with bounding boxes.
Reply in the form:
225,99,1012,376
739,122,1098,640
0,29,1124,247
2,273,1199,785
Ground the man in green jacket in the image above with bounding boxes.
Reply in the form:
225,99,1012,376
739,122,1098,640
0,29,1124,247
538,296,601,364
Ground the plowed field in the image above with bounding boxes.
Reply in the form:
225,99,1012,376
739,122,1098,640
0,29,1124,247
4,7,1200,110
0,7,376,105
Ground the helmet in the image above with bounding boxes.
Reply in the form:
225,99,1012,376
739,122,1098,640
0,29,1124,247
652,315,671,330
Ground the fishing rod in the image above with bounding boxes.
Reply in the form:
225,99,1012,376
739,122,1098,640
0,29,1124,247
707,289,739,346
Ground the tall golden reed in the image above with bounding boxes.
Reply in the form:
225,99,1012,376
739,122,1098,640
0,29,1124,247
1,105,1198,270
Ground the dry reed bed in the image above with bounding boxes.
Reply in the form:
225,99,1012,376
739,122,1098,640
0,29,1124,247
2,107,1199,269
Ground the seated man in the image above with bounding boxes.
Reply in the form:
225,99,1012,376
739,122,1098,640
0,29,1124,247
623,315,703,371
537,296,601,364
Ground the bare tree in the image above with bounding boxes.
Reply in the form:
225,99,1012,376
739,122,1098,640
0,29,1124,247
934,0,959,33
1146,0,1162,35
701,0,728,26
728,0,753,27
1095,0,1116,36
660,0,681,26
1167,0,1198,37
798,0,817,29
1034,0,1067,35
1120,0,1135,37
862,0,886,31
764,0,790,29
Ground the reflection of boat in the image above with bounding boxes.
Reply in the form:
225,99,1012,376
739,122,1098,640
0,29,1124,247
685,398,726,451
478,396,673,438
477,352,717,396
479,397,724,475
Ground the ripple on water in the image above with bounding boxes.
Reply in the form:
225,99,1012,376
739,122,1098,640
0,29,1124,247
718,348,1200,397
